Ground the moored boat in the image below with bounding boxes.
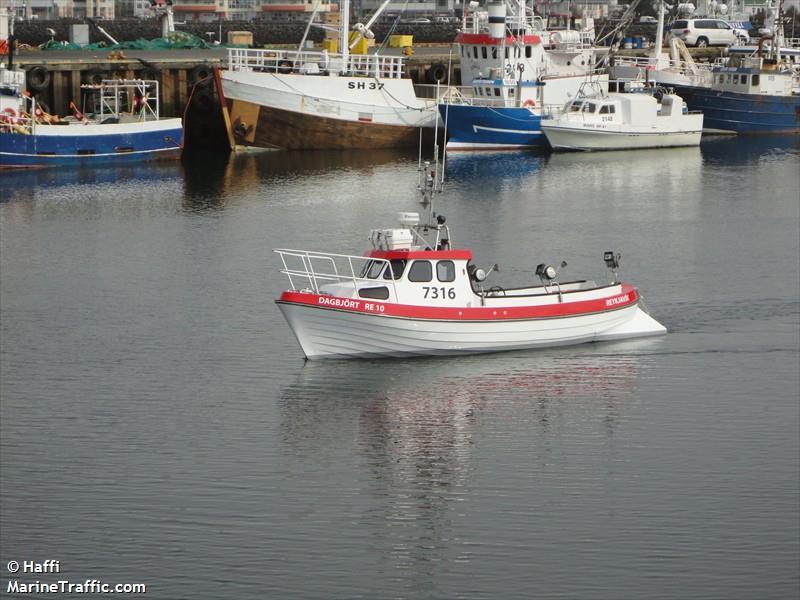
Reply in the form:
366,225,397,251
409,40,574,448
0,70,183,169
274,187,666,360
540,88,703,150
219,0,438,151
671,58,800,134
439,0,608,151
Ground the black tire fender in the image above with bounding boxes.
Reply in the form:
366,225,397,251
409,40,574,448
189,64,213,88
191,86,214,112
26,66,51,92
426,62,447,84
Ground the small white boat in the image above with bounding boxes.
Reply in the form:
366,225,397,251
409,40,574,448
274,171,666,359
540,89,704,151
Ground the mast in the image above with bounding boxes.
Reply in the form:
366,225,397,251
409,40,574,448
340,0,350,70
654,0,665,66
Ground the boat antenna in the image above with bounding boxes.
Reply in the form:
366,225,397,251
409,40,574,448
439,49,453,191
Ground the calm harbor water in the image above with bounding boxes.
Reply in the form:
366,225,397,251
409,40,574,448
1,137,798,599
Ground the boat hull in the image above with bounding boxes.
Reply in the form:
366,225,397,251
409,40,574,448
221,71,437,150
540,123,703,150
440,103,546,151
0,119,183,169
670,85,800,134
276,295,666,360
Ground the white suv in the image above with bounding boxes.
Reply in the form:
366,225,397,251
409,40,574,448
668,19,745,47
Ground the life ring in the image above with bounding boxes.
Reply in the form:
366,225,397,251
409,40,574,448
523,99,536,108
1,107,19,126
189,64,214,88
426,62,447,84
26,66,51,92
277,60,294,74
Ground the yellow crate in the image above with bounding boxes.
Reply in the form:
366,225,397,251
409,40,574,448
227,31,253,47
388,35,413,48
321,38,338,53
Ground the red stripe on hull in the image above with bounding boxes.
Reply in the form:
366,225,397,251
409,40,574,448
277,284,639,321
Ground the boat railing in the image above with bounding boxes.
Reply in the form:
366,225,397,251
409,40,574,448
275,249,399,298
227,47,406,79
80,79,162,122
0,94,37,135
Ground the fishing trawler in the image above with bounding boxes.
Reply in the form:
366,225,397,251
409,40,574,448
274,146,666,359
0,69,183,169
219,0,438,151
439,0,608,151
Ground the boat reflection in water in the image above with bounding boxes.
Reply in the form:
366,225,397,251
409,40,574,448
698,134,800,166
279,341,654,566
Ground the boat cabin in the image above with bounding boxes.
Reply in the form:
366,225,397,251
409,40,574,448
470,78,541,108
561,92,689,126
276,212,605,311
710,64,795,97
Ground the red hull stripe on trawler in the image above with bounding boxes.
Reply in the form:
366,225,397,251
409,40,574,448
455,33,543,46
277,284,639,321
365,249,473,260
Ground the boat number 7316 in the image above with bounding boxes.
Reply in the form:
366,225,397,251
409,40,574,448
348,81,385,90
423,286,456,299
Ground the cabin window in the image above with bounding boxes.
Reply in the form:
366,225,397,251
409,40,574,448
525,45,532,58
383,259,406,280
485,87,492,96
741,74,749,85
473,46,478,59
509,88,515,96
504,47,509,59
586,102,597,112
359,286,390,300
609,105,616,114
599,105,610,114
569,101,582,112
752,74,759,86
481,46,487,59
494,88,501,97
732,74,739,84
491,47,497,59
437,261,456,283
408,260,433,282
364,260,385,279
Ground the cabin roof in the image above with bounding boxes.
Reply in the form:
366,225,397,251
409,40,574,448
455,33,543,46
365,249,473,261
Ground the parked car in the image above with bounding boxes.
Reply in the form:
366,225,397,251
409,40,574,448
639,15,658,23
668,18,746,47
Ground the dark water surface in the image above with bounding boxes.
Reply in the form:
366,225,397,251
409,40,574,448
1,137,798,599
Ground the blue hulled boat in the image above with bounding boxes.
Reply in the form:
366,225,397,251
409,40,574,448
671,61,800,134
438,0,607,151
440,80,547,150
1,68,183,169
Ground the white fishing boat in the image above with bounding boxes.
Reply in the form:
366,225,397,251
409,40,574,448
219,0,438,150
274,154,665,359
540,88,703,151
